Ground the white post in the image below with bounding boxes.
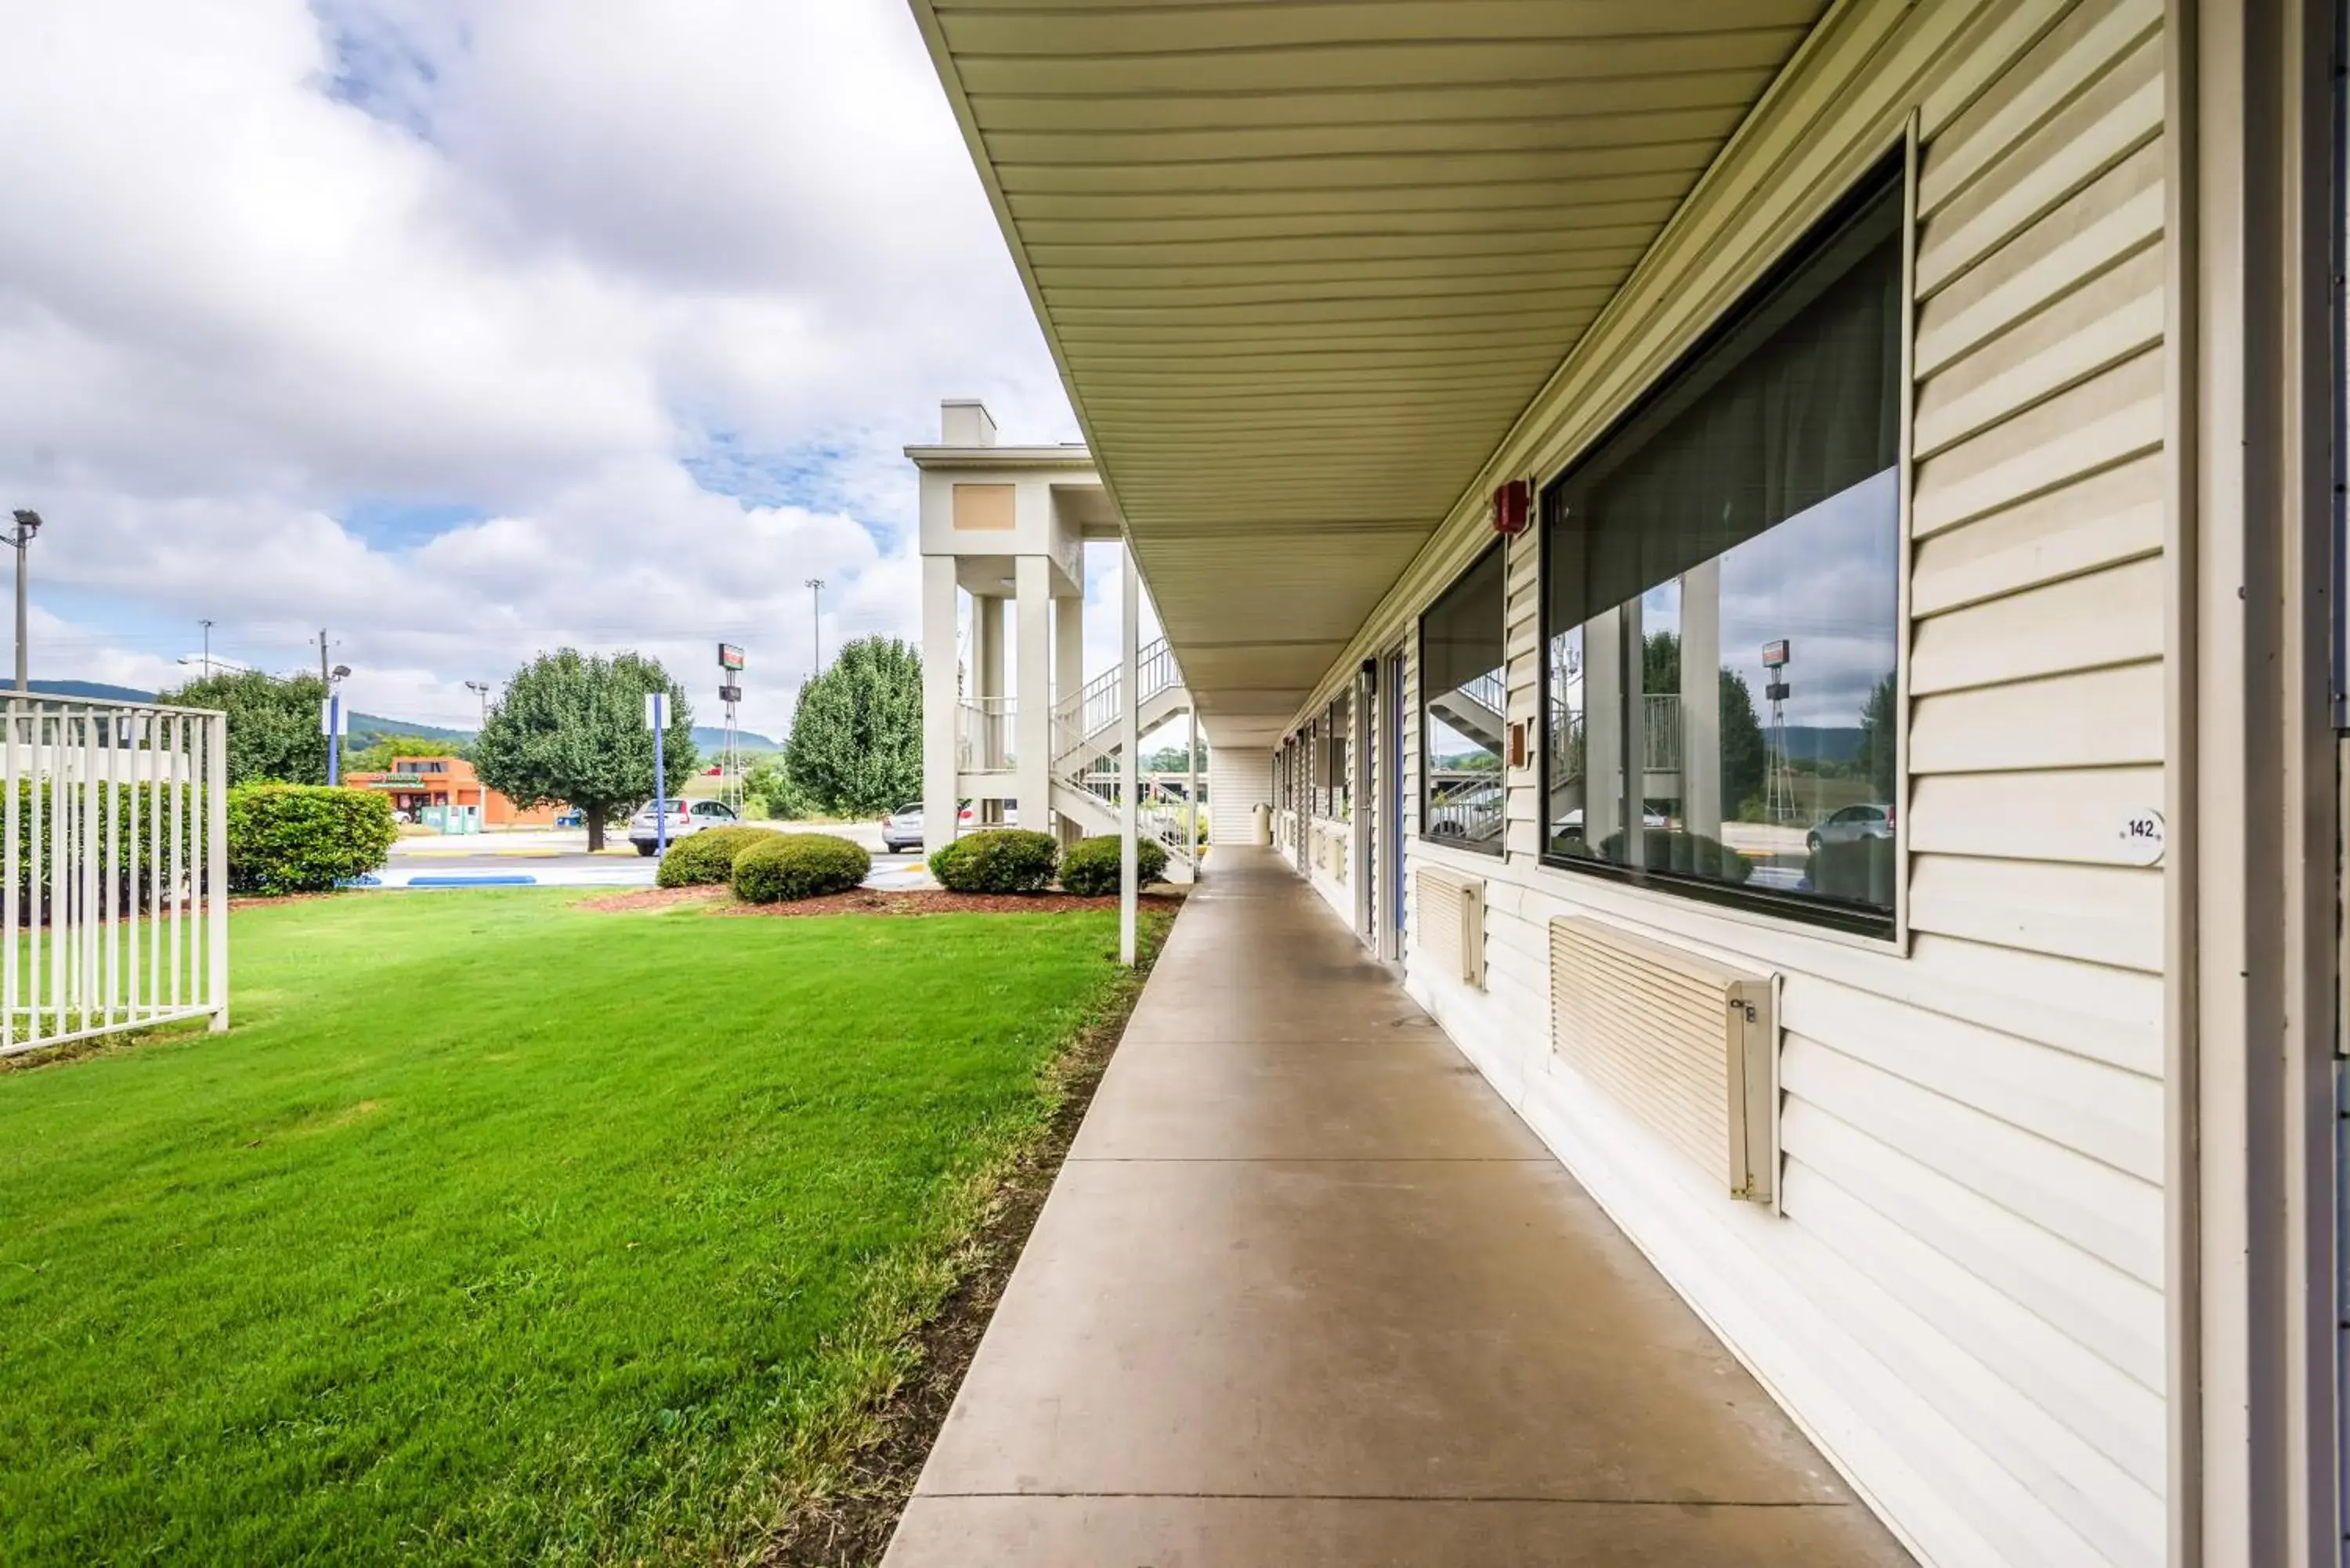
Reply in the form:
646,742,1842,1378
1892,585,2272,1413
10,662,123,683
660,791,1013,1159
1119,542,1139,966
1185,710,1198,871
1683,558,1722,840
1055,590,1083,842
204,709,228,1031
921,558,959,851
1015,555,1051,837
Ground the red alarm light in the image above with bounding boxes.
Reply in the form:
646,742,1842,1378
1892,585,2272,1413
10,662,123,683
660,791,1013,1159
1491,479,1530,537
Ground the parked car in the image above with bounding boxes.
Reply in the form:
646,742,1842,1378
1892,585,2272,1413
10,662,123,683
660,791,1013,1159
627,797,740,855
877,800,1018,853
1806,802,1894,853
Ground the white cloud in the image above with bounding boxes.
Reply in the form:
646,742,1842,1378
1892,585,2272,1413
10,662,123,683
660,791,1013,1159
0,0,1073,735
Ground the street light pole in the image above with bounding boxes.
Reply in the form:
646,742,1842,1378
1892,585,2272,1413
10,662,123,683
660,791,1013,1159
198,619,215,677
8,510,42,694
804,577,825,677
465,681,490,728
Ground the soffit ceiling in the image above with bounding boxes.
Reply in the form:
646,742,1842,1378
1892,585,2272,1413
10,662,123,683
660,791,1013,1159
906,0,1830,733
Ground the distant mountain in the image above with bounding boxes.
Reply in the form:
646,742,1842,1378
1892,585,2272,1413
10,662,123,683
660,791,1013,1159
694,726,779,750
20,682,778,751
1781,725,1864,764
27,679,155,703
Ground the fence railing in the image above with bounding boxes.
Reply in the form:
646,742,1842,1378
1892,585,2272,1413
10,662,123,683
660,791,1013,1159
956,695,1015,771
0,695,230,1057
1051,638,1176,763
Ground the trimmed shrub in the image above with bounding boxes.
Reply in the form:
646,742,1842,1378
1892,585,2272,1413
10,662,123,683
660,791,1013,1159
927,828,1058,894
731,832,870,903
1806,836,1896,905
226,784,399,895
1058,834,1166,897
655,824,768,888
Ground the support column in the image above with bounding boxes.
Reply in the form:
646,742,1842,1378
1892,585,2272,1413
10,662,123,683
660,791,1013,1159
921,557,960,851
1054,590,1086,845
1119,543,1139,966
1683,558,1722,840
2169,2,2340,1563
1015,556,1051,835
973,590,1006,805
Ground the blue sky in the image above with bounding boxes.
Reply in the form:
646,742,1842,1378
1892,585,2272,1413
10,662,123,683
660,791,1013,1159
0,0,1081,735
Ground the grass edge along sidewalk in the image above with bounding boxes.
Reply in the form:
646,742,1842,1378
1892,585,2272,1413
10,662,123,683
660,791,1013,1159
0,889,1176,1566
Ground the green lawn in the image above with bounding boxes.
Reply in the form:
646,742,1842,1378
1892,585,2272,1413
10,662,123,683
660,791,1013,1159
1,890,1157,1565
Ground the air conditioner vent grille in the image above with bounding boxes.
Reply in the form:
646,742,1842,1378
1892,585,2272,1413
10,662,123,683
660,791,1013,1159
1548,917,1774,1202
1415,866,1484,988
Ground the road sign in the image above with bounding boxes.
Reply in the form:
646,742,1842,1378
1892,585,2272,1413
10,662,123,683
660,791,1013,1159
718,643,746,671
1762,639,1791,668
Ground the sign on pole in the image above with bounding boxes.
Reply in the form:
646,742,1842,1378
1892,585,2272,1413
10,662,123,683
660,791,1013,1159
717,643,745,672
645,691,670,854
1762,638,1791,668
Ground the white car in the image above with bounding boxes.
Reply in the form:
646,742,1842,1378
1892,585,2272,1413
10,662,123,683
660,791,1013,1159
628,798,740,855
878,800,1016,854
1806,802,1894,853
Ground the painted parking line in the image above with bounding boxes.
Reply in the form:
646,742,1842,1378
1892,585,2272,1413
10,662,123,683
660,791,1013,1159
406,874,540,887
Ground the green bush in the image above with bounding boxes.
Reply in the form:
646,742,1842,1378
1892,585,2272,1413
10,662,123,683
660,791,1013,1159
1806,836,1896,905
927,828,1058,894
1573,828,1752,884
1058,834,1167,897
655,825,768,888
730,832,870,903
226,785,399,895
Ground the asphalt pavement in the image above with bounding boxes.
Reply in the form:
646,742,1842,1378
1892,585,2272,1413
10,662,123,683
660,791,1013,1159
364,823,930,891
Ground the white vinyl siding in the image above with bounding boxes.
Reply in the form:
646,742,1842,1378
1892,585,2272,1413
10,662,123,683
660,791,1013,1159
1204,746,1271,847
1300,2,2168,1565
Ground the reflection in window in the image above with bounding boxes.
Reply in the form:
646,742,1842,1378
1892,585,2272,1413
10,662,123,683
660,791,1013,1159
1325,697,1352,821
1541,161,1903,932
1420,545,1507,853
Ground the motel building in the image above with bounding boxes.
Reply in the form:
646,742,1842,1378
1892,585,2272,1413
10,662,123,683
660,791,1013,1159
889,5,2348,1568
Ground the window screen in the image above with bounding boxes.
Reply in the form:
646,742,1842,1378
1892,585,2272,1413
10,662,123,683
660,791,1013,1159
1542,161,1903,934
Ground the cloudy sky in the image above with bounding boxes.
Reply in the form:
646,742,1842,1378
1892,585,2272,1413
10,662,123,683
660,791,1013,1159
0,0,1144,737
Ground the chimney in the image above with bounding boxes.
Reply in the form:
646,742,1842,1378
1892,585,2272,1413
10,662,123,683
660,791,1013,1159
942,399,997,448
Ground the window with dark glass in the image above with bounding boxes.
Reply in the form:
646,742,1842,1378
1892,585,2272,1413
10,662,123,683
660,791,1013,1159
1420,544,1506,852
1541,161,1903,934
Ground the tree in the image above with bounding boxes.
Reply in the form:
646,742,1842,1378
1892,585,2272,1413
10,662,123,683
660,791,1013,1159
1855,672,1898,801
156,669,328,786
345,734,468,774
783,636,922,817
1636,631,1764,815
1718,669,1767,816
472,650,696,850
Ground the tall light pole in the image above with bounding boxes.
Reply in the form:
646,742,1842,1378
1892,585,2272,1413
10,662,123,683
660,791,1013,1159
8,510,42,694
197,619,215,678
325,663,351,785
465,681,490,728
804,578,826,677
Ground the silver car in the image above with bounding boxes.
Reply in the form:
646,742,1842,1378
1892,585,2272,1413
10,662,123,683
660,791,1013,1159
628,797,739,855
1806,802,1893,854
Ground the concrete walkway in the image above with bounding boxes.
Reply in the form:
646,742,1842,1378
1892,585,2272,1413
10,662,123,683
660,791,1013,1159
884,849,1914,1566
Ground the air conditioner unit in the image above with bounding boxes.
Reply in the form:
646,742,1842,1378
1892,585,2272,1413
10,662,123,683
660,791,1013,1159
1414,866,1484,988
1548,917,1776,1204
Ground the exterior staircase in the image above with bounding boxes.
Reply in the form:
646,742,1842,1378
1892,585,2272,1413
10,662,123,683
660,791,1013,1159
1050,638,1199,880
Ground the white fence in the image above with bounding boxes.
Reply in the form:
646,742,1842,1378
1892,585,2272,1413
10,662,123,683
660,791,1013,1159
0,695,229,1057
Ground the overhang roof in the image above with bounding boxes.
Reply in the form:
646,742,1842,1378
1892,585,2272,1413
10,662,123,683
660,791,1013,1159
906,0,1830,735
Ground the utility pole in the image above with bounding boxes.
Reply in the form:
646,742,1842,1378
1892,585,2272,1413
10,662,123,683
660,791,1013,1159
804,578,825,677
317,629,329,686
198,620,215,677
465,681,490,728
8,510,42,694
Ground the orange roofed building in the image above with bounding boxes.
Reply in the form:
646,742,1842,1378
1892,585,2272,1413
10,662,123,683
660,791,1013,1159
343,754,558,832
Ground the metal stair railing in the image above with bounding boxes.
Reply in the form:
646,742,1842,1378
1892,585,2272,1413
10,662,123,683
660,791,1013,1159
1050,638,1177,768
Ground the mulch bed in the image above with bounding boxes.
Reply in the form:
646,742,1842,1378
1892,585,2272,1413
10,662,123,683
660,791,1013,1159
577,886,1185,918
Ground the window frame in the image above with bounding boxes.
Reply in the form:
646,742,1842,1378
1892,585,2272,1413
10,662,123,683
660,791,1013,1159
1535,150,1910,941
1415,539,1509,857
